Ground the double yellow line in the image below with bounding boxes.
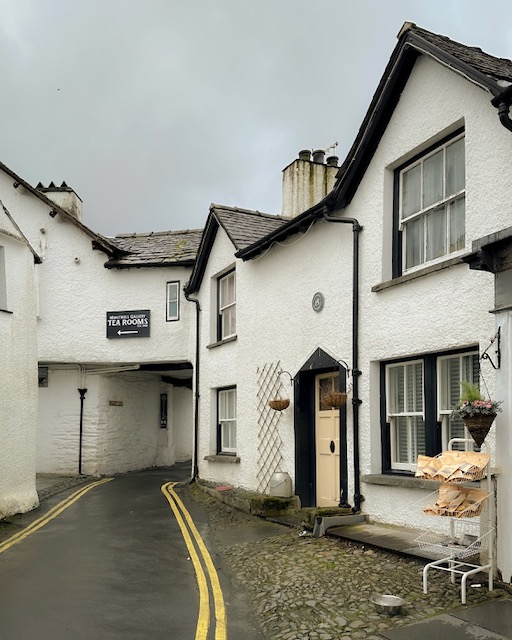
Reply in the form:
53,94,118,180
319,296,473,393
161,482,226,640
0,478,113,555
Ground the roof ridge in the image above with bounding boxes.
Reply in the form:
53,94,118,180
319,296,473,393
114,228,203,239
210,203,281,219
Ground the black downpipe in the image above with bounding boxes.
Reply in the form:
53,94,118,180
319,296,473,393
491,86,512,133
497,101,512,133
78,388,87,475
323,211,364,513
185,292,201,482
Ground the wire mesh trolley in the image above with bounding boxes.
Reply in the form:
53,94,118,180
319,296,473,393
415,439,494,605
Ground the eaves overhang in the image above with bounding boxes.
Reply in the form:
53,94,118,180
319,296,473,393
184,212,219,294
104,258,195,270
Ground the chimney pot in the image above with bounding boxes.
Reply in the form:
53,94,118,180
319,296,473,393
298,149,311,161
326,155,339,167
312,149,325,164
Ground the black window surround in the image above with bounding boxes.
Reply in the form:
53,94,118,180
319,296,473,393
392,127,465,279
380,345,478,475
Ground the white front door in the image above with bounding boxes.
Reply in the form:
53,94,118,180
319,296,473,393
315,372,340,507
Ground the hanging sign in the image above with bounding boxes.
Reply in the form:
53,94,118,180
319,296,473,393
106,310,150,339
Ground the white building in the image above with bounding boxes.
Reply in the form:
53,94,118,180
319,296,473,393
0,167,200,479
186,23,512,582
0,193,40,516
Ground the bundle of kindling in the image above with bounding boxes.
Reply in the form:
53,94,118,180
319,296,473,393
415,451,490,483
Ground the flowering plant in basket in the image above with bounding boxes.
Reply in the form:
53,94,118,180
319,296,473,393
451,382,502,420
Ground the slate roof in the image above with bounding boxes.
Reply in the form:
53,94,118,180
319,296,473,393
212,205,285,251
406,23,512,85
105,229,203,268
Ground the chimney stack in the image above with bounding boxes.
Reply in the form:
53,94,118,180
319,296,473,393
36,181,83,221
281,149,339,218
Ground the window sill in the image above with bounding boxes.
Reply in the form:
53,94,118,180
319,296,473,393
204,454,241,464
372,255,467,292
206,335,237,349
362,473,440,490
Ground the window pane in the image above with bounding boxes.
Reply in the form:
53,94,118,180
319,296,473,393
405,217,424,268
222,421,236,449
414,416,426,458
426,206,447,261
423,150,443,208
449,197,465,252
395,417,408,463
402,164,421,218
220,272,235,307
389,366,404,413
445,138,465,196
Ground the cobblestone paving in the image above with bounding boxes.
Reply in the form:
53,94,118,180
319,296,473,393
188,485,510,640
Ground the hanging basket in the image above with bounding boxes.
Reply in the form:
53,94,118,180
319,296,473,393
268,398,290,411
463,413,496,447
322,391,347,409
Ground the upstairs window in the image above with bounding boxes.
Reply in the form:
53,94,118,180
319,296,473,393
218,270,236,340
396,132,465,273
218,387,237,454
166,281,180,321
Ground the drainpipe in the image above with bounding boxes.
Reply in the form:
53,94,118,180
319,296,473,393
185,291,201,482
491,85,512,133
323,210,364,513
78,388,87,475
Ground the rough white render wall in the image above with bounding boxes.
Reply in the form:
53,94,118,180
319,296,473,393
0,233,38,516
197,223,354,491
173,385,193,462
94,372,163,475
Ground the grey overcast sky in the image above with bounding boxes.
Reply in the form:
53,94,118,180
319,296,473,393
1,1,511,237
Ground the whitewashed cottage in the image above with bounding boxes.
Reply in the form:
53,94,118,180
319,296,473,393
0,192,40,516
186,23,512,583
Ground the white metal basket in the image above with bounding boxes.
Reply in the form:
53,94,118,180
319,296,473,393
415,519,493,560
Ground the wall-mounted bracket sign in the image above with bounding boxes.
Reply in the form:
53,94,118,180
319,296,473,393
106,310,150,339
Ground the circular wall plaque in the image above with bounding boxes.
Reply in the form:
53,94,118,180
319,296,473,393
312,292,324,312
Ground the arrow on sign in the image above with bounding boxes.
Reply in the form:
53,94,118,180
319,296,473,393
118,330,139,335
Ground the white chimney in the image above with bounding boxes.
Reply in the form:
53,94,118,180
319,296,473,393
282,149,338,218
36,181,83,221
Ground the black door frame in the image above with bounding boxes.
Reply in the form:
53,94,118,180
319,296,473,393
293,348,348,507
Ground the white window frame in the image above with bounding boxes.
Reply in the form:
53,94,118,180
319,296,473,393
218,387,236,454
386,360,425,471
218,270,236,340
399,133,465,272
166,281,180,322
437,351,479,450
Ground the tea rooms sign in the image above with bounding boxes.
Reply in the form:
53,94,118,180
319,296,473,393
106,310,150,339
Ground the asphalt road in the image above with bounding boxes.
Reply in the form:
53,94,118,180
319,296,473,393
0,466,263,640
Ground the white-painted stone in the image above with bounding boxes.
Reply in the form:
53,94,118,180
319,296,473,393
0,228,38,516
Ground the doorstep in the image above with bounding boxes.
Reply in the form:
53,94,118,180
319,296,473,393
326,520,441,560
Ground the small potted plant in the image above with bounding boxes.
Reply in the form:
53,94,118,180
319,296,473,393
452,381,502,447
